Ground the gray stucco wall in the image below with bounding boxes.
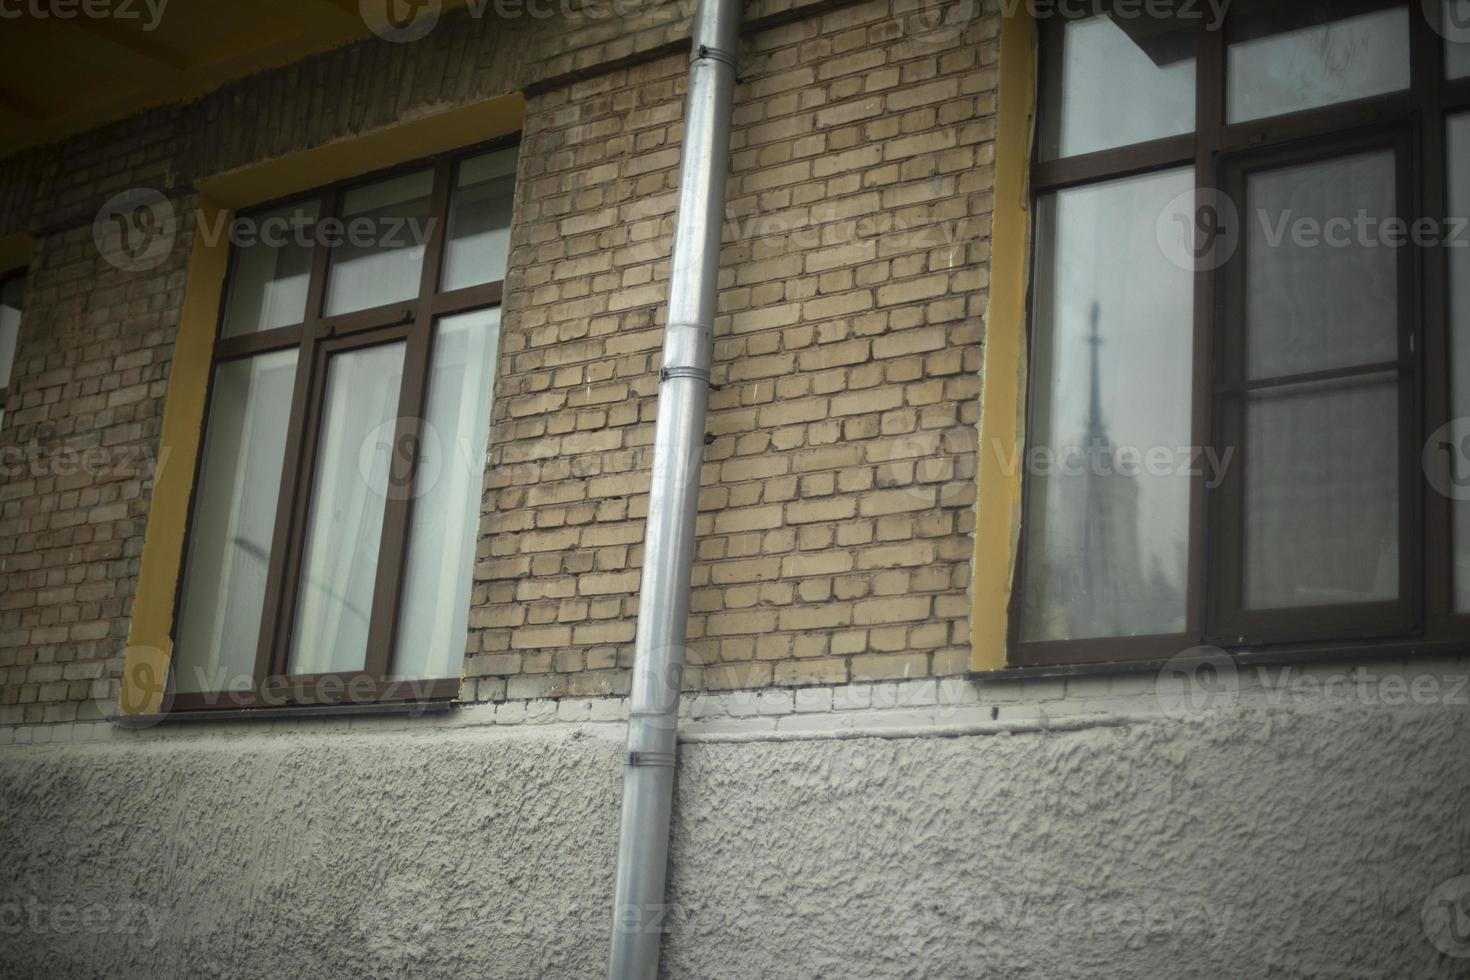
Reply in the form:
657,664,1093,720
2,677,1469,979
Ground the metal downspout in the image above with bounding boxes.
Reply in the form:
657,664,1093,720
607,0,741,976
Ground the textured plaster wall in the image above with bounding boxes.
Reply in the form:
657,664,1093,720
2,698,1468,978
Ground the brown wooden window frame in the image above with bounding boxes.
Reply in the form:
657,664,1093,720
0,267,24,412
1015,0,1470,666
169,134,518,711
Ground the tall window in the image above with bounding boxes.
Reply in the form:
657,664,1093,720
171,139,517,707
1018,1,1470,664
0,271,23,429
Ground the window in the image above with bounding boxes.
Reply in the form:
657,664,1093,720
169,139,517,707
1017,1,1470,664
0,271,23,428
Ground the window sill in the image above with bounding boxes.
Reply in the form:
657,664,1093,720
108,699,456,728
971,638,1470,683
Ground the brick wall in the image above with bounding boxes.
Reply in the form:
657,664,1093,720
469,0,993,701
0,0,994,723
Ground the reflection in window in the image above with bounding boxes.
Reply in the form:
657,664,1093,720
1244,150,1398,379
288,341,407,676
221,201,318,336
0,274,22,429
393,307,502,680
1238,149,1403,611
1244,375,1399,609
1021,169,1194,642
1449,0,1470,79
324,171,434,316
1228,5,1410,123
1041,14,1195,160
441,149,518,293
173,350,298,693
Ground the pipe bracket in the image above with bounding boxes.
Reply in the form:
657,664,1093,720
660,366,711,384
693,43,738,70
627,750,677,768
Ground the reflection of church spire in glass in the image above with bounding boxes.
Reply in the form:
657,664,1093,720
1085,300,1108,449
1077,299,1134,638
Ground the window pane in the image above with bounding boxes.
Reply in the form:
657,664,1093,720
1244,149,1398,379
392,307,501,680
1020,168,1194,642
1450,114,1470,610
1228,5,1410,123
173,350,298,694
220,201,318,337
441,148,517,292
1449,0,1470,78
288,342,406,675
324,171,433,316
0,274,23,391
1243,375,1399,609
1040,15,1195,160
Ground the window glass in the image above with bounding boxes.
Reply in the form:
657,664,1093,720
324,170,433,316
1450,114,1470,610
287,341,406,675
1227,5,1410,123
220,201,318,336
393,307,501,679
1020,168,1194,642
1244,149,1398,379
1041,15,1195,160
1448,0,1470,79
0,275,23,423
441,148,518,293
1244,374,1399,609
173,350,298,694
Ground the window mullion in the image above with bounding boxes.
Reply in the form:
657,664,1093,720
1417,0,1456,625
1192,18,1225,643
